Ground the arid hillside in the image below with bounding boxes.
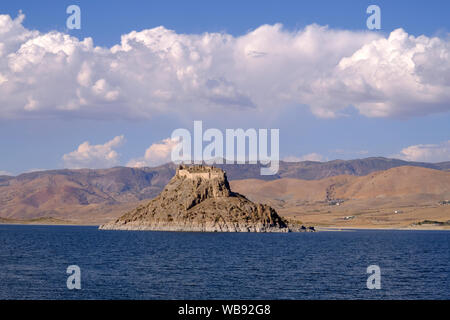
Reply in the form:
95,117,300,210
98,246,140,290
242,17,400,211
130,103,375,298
231,166,450,229
0,166,175,223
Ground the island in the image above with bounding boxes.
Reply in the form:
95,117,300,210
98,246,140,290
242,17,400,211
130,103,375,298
100,165,312,232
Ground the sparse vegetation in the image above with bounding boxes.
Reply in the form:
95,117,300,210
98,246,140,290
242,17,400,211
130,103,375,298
416,220,450,226
0,216,73,225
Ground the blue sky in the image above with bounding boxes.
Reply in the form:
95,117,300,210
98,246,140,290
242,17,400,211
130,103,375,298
0,0,449,174
3,0,450,42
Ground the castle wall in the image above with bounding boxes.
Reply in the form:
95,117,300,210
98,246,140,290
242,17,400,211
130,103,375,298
177,169,224,180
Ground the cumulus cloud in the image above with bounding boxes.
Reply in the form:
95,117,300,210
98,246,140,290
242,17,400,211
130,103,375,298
310,29,450,118
1,13,450,119
127,137,179,167
396,140,450,163
62,135,125,169
284,153,324,162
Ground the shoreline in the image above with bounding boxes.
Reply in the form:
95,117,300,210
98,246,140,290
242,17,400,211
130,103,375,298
315,226,450,231
0,222,99,227
0,221,99,227
1,222,449,231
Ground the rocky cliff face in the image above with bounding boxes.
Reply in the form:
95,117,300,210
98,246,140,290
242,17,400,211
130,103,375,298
99,165,291,232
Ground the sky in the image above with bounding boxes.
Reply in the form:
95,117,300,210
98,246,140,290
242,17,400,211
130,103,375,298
0,0,449,175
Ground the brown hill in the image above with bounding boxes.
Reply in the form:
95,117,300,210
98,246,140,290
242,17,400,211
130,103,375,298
334,166,450,199
230,166,450,229
0,166,175,223
232,166,450,201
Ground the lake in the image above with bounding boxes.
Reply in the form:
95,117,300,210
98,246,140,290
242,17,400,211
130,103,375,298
0,225,448,299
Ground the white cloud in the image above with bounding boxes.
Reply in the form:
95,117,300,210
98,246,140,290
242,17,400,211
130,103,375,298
1,13,450,120
0,170,12,176
284,153,324,162
62,135,125,169
127,137,179,167
309,29,450,118
396,140,450,163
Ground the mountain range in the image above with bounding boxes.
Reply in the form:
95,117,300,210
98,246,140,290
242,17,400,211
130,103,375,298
0,157,449,226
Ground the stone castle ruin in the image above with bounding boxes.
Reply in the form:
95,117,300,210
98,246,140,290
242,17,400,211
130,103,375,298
176,165,225,180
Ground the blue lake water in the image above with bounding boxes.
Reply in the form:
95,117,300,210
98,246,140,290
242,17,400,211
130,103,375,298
0,224,448,299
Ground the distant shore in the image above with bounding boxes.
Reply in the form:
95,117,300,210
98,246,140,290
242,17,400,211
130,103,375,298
1,219,449,231
0,217,97,226
316,226,450,231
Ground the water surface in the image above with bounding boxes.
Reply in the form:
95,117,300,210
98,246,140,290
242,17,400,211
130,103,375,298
0,225,448,299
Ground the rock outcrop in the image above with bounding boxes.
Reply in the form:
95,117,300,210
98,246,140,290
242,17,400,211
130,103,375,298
99,165,294,232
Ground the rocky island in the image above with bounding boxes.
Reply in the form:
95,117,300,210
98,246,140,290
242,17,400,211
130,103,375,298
100,165,309,232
